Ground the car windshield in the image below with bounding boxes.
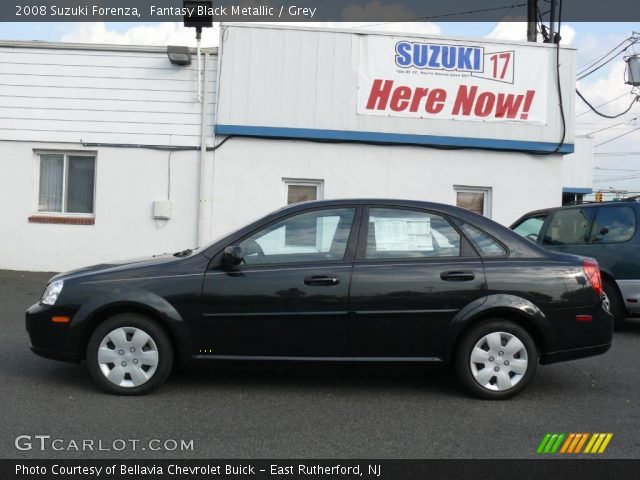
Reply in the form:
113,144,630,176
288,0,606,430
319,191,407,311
513,216,546,242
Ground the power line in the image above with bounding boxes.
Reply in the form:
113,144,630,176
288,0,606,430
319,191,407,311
350,2,528,29
576,89,639,119
595,126,640,147
587,116,639,135
578,37,631,71
576,92,632,117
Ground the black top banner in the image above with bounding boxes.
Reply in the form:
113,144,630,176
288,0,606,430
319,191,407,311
3,0,640,22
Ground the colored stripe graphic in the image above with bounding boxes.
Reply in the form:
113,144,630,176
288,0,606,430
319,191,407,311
538,433,613,454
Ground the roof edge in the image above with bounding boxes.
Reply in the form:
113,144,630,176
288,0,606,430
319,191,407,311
0,39,218,55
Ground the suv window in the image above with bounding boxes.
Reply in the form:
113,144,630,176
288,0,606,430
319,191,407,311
543,208,595,245
589,206,637,244
513,216,546,242
366,208,460,259
239,208,355,265
457,221,507,257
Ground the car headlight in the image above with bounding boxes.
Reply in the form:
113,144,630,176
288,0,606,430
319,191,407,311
41,280,64,306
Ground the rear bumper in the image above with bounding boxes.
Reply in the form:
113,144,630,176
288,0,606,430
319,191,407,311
540,342,611,365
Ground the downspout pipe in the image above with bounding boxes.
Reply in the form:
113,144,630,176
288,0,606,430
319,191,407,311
197,51,213,247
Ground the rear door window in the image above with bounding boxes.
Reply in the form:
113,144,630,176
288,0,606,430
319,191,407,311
365,208,461,259
543,208,595,245
513,216,546,242
589,206,637,244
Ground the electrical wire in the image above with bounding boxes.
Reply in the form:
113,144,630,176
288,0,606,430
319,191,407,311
576,89,639,119
351,3,528,29
577,37,633,74
537,0,565,155
587,116,639,135
595,126,640,147
576,91,632,117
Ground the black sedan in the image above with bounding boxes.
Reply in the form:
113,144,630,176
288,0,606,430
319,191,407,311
26,199,613,399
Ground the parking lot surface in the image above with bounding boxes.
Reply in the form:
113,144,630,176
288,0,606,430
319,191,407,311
1,270,639,459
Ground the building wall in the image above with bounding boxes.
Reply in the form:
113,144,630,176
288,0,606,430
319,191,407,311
0,42,216,146
561,136,595,191
210,137,564,240
0,42,217,271
0,141,200,272
216,24,576,151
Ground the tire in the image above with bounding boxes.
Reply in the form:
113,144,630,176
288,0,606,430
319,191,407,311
86,313,173,395
602,279,626,329
454,320,537,400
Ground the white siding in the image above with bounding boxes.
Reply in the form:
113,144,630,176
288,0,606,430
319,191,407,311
210,137,565,241
217,24,576,149
561,136,595,190
0,44,217,146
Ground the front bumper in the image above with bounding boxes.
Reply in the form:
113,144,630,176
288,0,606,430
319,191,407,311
26,303,83,363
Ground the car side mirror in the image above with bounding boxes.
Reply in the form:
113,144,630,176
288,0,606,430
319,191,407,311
222,245,244,266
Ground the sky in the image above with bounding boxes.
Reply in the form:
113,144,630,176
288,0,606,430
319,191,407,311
0,21,638,196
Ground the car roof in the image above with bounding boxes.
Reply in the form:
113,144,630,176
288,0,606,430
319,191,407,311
515,199,640,219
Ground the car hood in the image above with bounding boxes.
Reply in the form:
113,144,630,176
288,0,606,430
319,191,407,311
49,252,191,283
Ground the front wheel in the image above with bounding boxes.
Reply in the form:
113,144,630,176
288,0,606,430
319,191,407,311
454,320,537,400
86,313,173,395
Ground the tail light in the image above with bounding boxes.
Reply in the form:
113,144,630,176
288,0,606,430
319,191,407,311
583,258,603,297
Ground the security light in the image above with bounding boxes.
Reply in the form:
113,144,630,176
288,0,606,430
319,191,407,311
166,45,192,66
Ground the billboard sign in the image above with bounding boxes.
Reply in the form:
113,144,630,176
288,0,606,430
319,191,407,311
357,35,549,125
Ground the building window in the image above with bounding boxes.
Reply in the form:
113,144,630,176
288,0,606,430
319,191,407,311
455,186,492,218
36,152,96,215
284,179,323,205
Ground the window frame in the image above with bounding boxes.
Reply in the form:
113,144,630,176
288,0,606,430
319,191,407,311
219,205,363,269
454,185,492,218
283,178,324,206
33,150,97,218
354,206,478,262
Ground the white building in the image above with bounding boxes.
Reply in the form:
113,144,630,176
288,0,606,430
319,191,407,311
0,24,592,272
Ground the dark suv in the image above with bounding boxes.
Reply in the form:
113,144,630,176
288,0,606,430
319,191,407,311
511,200,640,326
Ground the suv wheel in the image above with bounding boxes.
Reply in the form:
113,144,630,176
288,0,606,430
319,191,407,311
454,320,537,400
87,313,173,395
602,279,626,329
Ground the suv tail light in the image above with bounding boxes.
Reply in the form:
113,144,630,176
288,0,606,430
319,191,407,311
583,258,603,297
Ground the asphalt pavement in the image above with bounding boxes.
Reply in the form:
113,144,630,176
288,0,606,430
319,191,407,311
1,269,639,459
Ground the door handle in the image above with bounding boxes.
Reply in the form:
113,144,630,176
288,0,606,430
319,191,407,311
304,275,340,286
440,271,476,282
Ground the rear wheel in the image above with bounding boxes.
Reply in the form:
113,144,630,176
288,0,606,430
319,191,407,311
602,279,626,329
86,313,173,395
454,320,537,400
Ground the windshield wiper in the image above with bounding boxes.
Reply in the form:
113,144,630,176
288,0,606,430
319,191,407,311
173,248,194,258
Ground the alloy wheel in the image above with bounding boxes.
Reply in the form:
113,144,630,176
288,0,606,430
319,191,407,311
97,327,159,388
469,331,528,392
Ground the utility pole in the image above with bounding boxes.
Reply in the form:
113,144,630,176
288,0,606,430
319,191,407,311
527,0,537,42
549,0,557,42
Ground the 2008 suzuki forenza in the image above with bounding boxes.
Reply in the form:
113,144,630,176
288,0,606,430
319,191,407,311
26,199,613,399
